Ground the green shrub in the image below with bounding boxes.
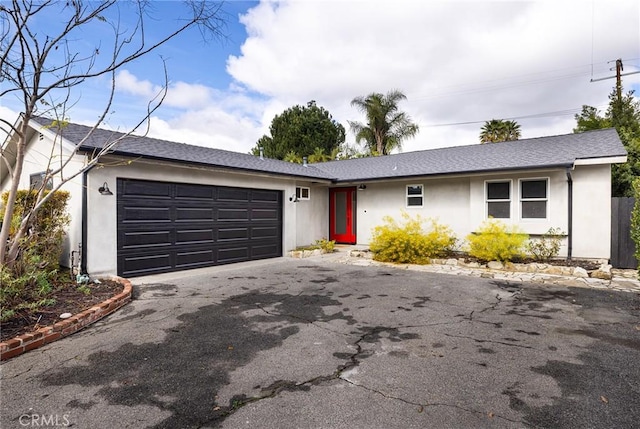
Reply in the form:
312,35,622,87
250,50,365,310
1,190,70,275
631,178,640,277
370,212,457,264
466,219,528,262
297,238,336,252
0,190,70,321
526,227,565,261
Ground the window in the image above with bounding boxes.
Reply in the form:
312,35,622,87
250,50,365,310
30,172,53,191
406,184,423,207
486,181,511,218
520,179,548,219
296,186,310,200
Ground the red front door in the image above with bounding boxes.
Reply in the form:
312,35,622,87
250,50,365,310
329,187,356,244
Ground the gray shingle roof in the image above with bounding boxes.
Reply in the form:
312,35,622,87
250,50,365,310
312,128,627,182
31,117,334,181
31,116,625,183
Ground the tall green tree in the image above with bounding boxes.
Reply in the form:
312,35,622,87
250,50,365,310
251,101,346,161
573,85,640,197
348,90,419,156
479,119,521,143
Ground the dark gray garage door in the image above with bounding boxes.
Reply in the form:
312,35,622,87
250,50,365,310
117,179,282,277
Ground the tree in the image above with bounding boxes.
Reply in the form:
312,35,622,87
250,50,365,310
348,90,419,156
479,119,521,143
251,101,346,161
573,85,640,197
0,1,226,268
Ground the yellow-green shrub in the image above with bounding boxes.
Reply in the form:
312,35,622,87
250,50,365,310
466,219,528,262
370,212,457,264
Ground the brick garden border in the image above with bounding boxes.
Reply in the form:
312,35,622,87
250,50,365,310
0,277,132,361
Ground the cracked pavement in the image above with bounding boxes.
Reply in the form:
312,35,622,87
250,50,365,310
1,257,639,428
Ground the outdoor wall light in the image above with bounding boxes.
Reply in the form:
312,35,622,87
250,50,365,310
289,193,299,202
98,182,113,195
358,184,367,190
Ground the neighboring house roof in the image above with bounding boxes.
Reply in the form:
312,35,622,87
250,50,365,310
28,116,626,184
313,129,627,182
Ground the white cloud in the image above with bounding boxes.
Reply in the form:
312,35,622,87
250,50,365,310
225,0,640,152
11,1,636,156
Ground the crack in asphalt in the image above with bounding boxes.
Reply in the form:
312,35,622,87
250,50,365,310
203,324,531,428
442,332,534,349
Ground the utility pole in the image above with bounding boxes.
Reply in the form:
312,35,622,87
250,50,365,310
590,58,640,86
615,58,623,103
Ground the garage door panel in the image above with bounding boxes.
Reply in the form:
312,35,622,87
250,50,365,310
218,187,249,202
252,190,280,203
175,229,215,245
251,208,279,220
117,179,282,277
120,230,173,249
218,227,249,242
121,180,172,199
121,206,172,223
175,183,216,200
251,226,279,239
251,243,281,258
217,246,249,263
120,253,173,277
218,208,249,221
176,249,215,268
176,207,214,221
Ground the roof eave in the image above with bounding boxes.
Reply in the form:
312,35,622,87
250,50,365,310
333,163,576,183
85,148,336,183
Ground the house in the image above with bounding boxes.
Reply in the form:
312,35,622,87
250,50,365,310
0,115,627,277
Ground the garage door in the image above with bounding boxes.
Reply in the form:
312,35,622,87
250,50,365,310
117,179,282,277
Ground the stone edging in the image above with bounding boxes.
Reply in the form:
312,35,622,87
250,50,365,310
0,277,132,361
344,250,640,292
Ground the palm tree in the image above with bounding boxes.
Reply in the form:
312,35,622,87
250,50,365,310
479,119,521,143
348,90,419,155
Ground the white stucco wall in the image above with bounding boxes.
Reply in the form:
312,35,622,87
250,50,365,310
86,157,313,276
0,132,86,268
355,177,471,245
294,182,329,247
354,167,612,260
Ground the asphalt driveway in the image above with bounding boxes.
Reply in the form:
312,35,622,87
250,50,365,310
2,256,639,428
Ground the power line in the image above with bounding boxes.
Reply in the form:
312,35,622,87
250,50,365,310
423,105,608,128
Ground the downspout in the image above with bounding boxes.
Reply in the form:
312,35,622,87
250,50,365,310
81,164,97,275
565,167,573,261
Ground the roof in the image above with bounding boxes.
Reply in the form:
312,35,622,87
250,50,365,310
312,128,626,182
29,116,626,183
30,117,334,181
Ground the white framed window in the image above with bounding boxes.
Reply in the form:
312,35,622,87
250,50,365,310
520,178,548,219
486,180,511,219
296,186,310,200
406,184,423,207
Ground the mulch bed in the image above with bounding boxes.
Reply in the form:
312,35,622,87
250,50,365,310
1,279,124,342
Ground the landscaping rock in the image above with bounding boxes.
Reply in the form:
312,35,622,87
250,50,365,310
591,264,613,280
445,258,458,266
487,261,503,270
573,267,589,278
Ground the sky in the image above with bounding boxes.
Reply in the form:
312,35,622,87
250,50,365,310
1,0,639,155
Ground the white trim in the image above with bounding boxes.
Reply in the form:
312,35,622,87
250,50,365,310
296,186,310,200
574,156,627,166
406,184,424,208
485,179,512,219
518,177,549,221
